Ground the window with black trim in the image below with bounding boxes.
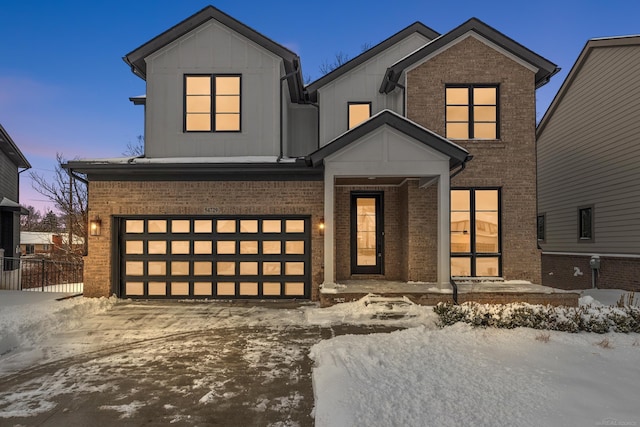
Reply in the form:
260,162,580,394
578,206,594,242
348,102,371,129
451,188,501,277
537,214,545,242
184,74,241,132
446,85,498,139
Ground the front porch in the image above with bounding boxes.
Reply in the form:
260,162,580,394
319,279,580,307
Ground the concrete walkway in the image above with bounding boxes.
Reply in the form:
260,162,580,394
0,300,399,426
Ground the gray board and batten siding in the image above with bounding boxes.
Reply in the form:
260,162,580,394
537,37,640,255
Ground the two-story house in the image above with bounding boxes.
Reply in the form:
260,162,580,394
537,35,640,292
0,124,31,268
66,6,558,300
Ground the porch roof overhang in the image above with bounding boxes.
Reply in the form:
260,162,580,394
305,110,471,170
0,197,29,215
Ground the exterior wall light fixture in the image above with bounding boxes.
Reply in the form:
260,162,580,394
319,217,325,236
89,216,102,236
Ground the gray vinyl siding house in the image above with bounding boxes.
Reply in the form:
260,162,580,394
537,35,640,291
0,124,31,265
66,6,558,300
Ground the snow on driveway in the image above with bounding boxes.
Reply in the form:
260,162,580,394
0,289,638,426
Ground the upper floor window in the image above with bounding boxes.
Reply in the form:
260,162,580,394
184,75,241,132
446,85,498,140
348,102,371,129
578,205,594,242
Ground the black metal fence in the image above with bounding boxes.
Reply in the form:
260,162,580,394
0,256,83,293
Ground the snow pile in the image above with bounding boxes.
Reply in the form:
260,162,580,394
310,323,640,427
0,292,115,359
305,294,438,327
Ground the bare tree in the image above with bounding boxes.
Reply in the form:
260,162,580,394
319,51,351,75
29,153,87,260
20,205,42,230
123,135,144,157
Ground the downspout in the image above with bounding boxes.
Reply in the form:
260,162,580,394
448,155,473,304
279,62,300,162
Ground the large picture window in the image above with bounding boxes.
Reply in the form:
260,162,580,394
185,74,241,132
451,188,501,277
446,85,498,139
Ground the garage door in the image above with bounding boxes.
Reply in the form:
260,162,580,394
119,216,310,299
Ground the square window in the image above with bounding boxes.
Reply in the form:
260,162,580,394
446,85,498,140
348,102,371,129
185,75,241,132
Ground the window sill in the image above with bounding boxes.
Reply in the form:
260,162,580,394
450,139,505,148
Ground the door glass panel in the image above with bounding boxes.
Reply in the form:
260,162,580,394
148,220,167,233
194,220,212,233
240,262,258,275
149,261,167,275
126,282,144,295
126,261,144,276
171,241,190,254
194,241,212,254
194,261,212,275
126,241,143,254
285,262,304,275
263,241,281,254
263,282,281,296
263,262,281,275
171,261,189,276
217,220,236,233
148,282,166,296
239,282,258,296
356,198,377,266
217,241,236,254
476,257,499,277
148,241,167,255
240,220,258,233
194,282,213,296
172,220,190,233
217,282,236,295
451,190,470,211
451,257,471,276
285,282,305,296
126,220,144,233
217,262,235,275
171,282,189,295
240,241,258,254
286,220,305,233
262,220,281,233
285,241,305,255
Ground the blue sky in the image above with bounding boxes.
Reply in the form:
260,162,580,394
2,0,639,212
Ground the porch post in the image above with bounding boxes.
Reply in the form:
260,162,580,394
323,171,335,284
437,173,451,288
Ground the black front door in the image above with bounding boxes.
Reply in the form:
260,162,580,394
350,193,383,274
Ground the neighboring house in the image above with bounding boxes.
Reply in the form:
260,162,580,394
66,6,558,299
20,231,84,256
537,36,640,292
0,124,31,263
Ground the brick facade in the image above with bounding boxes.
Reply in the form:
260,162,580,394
406,36,541,284
542,253,640,292
334,180,438,282
85,180,324,299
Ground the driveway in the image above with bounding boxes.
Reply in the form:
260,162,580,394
0,300,399,426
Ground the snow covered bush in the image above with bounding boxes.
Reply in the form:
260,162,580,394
434,302,640,333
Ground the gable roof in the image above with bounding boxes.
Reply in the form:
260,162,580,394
123,5,304,102
537,35,640,136
306,109,470,169
380,18,559,93
305,22,440,102
0,123,31,169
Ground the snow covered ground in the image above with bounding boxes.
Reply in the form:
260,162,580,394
0,289,638,426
